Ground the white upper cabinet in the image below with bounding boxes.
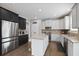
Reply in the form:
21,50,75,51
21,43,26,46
76,4,79,28
42,17,70,29
42,19,64,29
72,4,79,28
59,19,65,29
64,16,70,29
72,4,77,28
45,20,51,27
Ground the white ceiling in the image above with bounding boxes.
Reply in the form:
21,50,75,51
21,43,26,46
0,3,74,20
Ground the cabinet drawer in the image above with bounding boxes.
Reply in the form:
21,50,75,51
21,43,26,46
2,41,15,55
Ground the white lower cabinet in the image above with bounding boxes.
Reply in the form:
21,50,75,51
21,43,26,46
68,40,73,56
73,43,79,56
51,34,60,42
68,40,79,56
51,34,65,47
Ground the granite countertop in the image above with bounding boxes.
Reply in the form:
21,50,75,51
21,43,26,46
62,34,79,43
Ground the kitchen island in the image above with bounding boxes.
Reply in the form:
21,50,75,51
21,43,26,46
31,34,49,56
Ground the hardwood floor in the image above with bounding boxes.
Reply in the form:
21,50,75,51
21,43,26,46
4,42,31,56
4,41,65,56
44,41,65,56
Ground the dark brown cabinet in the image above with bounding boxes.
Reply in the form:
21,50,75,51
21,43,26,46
9,11,18,23
18,17,26,29
18,35,28,46
0,7,10,20
0,7,18,23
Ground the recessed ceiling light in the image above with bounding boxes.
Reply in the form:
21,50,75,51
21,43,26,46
38,8,42,12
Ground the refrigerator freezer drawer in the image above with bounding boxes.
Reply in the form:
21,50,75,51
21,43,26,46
2,41,15,55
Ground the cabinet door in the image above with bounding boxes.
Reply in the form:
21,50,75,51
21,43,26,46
76,4,79,28
51,34,60,42
73,43,79,56
19,17,26,29
64,16,70,29
18,35,28,46
19,19,23,29
0,8,10,20
0,7,18,23
68,40,73,56
72,5,77,28
59,19,65,29
9,12,18,23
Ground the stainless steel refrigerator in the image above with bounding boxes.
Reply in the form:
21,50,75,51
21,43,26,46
2,20,19,55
